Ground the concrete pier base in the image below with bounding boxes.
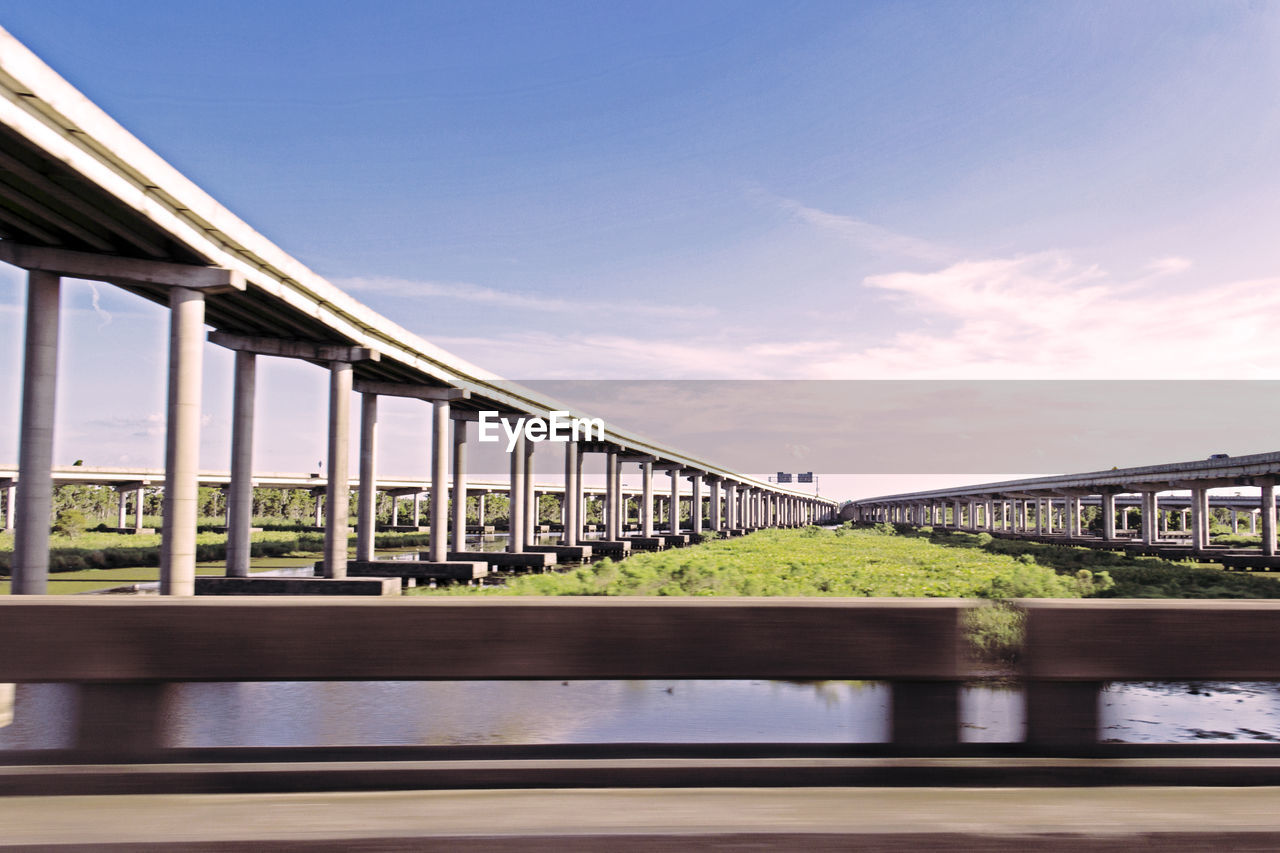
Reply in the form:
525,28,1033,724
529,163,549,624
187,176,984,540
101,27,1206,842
525,544,593,560
195,576,400,596
661,534,690,547
348,560,487,581
588,540,633,558
442,550,556,570
466,525,496,535
625,537,667,551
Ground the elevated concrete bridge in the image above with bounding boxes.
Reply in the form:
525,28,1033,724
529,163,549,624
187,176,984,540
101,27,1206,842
849,450,1280,569
0,27,835,595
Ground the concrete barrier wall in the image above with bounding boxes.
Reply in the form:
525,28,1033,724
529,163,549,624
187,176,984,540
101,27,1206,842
4,598,1280,762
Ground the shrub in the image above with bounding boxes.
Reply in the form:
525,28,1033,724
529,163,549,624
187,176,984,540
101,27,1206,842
52,508,86,537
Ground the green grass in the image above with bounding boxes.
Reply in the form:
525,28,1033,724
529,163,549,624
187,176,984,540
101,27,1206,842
0,528,436,576
412,526,1113,598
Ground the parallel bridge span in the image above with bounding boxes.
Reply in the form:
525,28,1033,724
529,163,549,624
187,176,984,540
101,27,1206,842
849,450,1280,569
0,28,834,594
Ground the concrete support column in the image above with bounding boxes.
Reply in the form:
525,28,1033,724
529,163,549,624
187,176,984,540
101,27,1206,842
640,461,654,537
355,393,378,563
1231,509,1239,534
451,419,468,552
524,440,537,544
321,361,352,579
477,493,486,528
572,451,584,543
709,478,722,531
12,271,61,594
313,490,324,528
391,496,399,527
691,476,703,534
2,482,14,532
1190,488,1206,550
225,351,256,577
669,469,680,534
563,441,579,545
132,486,144,533
12,271,61,579
429,400,450,562
605,450,619,541
1262,481,1276,557
1102,494,1116,540
614,455,625,534
116,490,128,530
1141,492,1159,546
413,492,421,527
508,433,526,553
1250,509,1257,535
159,288,205,596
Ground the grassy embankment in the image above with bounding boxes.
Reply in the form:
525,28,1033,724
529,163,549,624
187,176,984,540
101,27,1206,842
413,523,1280,664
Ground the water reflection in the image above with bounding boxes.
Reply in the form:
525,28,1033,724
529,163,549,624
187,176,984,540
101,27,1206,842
4,680,1279,749
1102,682,1280,743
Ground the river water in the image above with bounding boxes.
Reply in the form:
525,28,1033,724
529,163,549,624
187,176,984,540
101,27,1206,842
4,680,1280,750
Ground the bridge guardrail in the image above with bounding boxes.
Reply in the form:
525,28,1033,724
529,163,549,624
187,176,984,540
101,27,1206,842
3,597,1280,788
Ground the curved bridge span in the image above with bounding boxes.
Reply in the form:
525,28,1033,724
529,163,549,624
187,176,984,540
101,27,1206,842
0,29,834,594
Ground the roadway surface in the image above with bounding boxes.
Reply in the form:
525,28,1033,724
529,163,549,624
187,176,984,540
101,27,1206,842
3,786,1280,850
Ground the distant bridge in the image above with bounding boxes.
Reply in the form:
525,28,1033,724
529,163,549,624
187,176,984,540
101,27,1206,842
0,463,734,537
849,450,1280,569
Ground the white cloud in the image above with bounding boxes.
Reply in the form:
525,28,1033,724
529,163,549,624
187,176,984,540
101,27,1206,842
429,249,1280,380
1145,256,1193,276
826,252,1280,378
775,197,954,264
336,276,716,320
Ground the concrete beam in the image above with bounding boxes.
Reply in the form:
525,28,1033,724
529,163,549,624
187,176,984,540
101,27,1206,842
209,330,378,363
0,242,246,292
353,380,468,401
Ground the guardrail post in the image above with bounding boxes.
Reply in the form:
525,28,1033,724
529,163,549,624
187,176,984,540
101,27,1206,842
1026,682,1100,747
73,682,169,758
891,682,959,747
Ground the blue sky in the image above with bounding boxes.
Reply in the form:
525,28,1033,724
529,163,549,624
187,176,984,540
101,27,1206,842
1,1,1279,480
